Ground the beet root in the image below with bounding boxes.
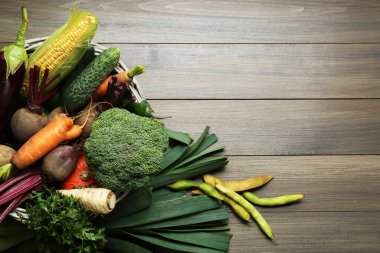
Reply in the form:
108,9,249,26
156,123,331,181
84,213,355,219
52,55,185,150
42,145,79,182
11,108,48,144
74,104,100,139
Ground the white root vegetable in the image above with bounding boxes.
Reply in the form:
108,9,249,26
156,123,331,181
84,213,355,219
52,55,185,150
58,188,116,215
0,145,16,166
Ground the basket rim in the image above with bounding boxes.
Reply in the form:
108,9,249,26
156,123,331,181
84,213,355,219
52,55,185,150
8,37,144,220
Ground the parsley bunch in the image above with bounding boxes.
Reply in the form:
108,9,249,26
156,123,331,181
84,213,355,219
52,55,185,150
22,187,106,253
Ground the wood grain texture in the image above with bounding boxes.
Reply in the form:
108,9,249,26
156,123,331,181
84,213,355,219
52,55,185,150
213,156,380,212
151,100,380,155
1,0,380,43
229,212,380,253
114,44,380,99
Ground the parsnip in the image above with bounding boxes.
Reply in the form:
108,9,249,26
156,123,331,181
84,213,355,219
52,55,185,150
58,188,116,215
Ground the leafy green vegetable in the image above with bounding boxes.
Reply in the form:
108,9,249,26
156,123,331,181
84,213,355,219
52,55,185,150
105,237,153,253
155,127,228,189
153,157,228,189
162,144,188,170
134,208,229,230
145,230,232,251
168,129,193,145
22,187,106,253
127,231,229,253
97,184,231,253
103,194,220,229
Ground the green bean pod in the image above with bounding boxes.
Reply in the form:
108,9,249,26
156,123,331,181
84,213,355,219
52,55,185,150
198,183,224,201
168,180,224,200
168,180,199,190
222,195,252,222
243,192,304,206
216,184,273,240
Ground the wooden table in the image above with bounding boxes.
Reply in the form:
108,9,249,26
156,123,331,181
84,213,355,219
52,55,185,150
1,1,380,252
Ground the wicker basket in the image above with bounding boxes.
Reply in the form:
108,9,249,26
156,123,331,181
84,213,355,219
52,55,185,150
8,38,144,220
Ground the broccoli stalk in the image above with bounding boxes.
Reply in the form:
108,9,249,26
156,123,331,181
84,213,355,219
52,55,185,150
84,108,169,191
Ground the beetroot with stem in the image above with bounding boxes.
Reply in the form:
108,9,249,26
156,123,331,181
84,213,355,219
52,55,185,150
0,169,44,222
11,66,59,144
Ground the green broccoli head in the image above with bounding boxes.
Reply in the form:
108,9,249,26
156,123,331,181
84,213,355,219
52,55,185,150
84,108,169,191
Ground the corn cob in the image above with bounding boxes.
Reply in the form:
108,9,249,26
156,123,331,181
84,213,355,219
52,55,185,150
21,6,98,97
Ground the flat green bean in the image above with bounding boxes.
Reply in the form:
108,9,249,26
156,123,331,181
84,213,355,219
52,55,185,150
216,184,273,240
222,195,252,222
243,192,304,206
168,180,224,200
167,180,199,190
198,183,224,200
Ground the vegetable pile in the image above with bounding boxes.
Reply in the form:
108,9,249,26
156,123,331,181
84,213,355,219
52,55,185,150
0,5,305,253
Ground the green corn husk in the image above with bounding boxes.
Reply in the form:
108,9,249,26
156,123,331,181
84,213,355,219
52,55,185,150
21,6,98,97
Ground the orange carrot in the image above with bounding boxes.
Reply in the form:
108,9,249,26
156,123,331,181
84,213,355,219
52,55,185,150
61,153,96,190
91,65,144,101
12,114,82,169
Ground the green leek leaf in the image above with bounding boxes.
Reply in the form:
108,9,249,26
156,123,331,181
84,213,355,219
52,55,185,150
133,208,228,230
105,237,152,253
128,232,226,253
191,133,219,157
146,230,232,251
167,126,210,170
152,188,186,203
104,195,220,229
152,158,228,189
157,226,230,233
168,129,193,145
161,145,188,172
171,145,225,171
96,188,152,224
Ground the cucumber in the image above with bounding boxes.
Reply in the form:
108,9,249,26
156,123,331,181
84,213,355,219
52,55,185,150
60,47,96,89
62,47,120,112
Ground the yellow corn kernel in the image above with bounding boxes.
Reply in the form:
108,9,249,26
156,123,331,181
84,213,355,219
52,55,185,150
21,7,98,97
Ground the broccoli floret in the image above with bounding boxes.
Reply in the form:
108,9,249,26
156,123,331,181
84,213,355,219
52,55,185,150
84,108,169,191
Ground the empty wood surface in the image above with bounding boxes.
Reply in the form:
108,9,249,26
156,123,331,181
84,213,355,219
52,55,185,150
151,100,380,155
1,0,380,252
1,0,380,43
229,212,380,253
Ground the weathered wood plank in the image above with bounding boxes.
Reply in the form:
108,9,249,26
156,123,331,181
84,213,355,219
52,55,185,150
150,100,380,155
114,44,380,99
228,212,380,253
1,0,380,43
214,156,380,212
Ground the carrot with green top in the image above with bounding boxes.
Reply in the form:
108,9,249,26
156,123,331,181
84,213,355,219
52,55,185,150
12,114,83,169
91,65,144,101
